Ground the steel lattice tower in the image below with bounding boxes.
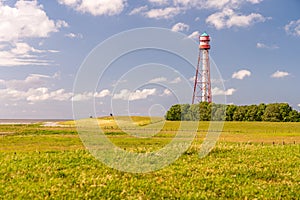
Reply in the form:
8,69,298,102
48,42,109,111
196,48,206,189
192,32,212,104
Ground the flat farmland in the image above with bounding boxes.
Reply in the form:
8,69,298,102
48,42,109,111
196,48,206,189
0,118,299,199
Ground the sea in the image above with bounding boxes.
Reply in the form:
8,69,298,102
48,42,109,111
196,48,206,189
0,119,72,125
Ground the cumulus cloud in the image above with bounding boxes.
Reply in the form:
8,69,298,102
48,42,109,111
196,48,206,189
128,5,148,15
1,73,59,90
0,1,65,66
0,87,110,103
232,70,252,80
298,104,300,107
0,74,112,103
170,77,182,83
188,31,200,39
145,7,182,19
256,42,279,49
206,8,267,29
58,0,127,16
65,33,83,39
71,89,111,101
0,73,112,106
0,42,57,67
0,87,73,103
0,1,64,42
128,5,181,19
127,0,265,21
174,0,263,10
212,87,236,96
113,89,156,101
149,77,167,83
162,89,172,96
271,70,290,78
285,19,300,37
26,88,72,102
148,0,169,6
171,22,190,32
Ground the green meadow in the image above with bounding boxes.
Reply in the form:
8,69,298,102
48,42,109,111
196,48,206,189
0,117,299,199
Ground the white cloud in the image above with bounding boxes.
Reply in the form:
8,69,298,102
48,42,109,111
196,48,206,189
201,0,231,9
72,89,111,101
189,76,195,82
173,0,263,10
128,0,264,20
149,77,167,83
173,0,200,8
0,87,73,103
148,0,169,6
246,0,263,3
71,93,93,102
0,1,63,42
94,89,111,98
127,0,265,20
145,7,182,19
298,104,300,107
271,70,290,78
1,73,57,90
128,5,148,15
0,75,112,106
206,8,267,29
170,77,182,83
26,88,72,102
0,42,57,66
212,87,236,96
188,31,200,39
58,0,127,16
256,42,279,50
232,69,252,80
65,33,83,39
171,22,190,32
0,1,64,66
56,20,69,28
162,89,172,96
285,19,300,37
113,89,156,101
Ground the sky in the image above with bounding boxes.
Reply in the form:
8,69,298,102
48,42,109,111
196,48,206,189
0,0,299,119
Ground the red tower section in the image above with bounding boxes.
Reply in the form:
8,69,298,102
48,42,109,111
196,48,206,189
192,32,212,104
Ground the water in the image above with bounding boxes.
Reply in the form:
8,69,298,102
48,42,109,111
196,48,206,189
0,119,72,125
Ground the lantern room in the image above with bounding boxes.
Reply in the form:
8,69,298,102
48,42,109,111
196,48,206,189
199,32,210,50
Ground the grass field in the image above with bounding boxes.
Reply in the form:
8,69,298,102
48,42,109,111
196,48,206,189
0,117,299,199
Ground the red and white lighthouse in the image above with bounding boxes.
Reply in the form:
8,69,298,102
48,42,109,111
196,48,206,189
192,32,212,104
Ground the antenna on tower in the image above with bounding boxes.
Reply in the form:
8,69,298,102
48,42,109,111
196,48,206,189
192,32,212,104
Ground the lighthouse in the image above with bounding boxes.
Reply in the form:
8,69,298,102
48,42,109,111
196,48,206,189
192,32,212,104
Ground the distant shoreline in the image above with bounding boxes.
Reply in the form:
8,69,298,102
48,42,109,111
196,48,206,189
0,119,72,125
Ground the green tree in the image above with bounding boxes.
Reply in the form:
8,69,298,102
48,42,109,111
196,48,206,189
199,102,211,121
279,103,292,122
257,103,266,121
165,104,182,121
262,103,281,122
186,104,200,121
226,104,237,121
181,104,190,121
233,106,248,121
246,105,259,121
288,110,300,122
211,103,226,121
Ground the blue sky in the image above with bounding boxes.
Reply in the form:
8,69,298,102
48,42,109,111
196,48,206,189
0,0,299,119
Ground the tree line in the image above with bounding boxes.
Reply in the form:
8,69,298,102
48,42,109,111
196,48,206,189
165,102,300,122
